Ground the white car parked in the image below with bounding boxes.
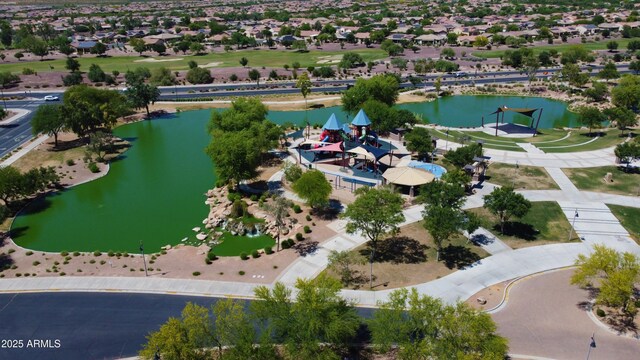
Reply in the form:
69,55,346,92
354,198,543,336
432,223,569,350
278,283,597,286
44,95,59,101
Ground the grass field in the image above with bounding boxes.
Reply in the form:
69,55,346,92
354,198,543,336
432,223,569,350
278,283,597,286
485,163,559,190
538,130,632,153
563,166,640,196
468,201,577,249
211,231,275,257
0,49,387,74
428,127,628,153
608,205,640,241
473,38,640,59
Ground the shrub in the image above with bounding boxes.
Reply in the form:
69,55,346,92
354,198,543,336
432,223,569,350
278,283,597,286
62,71,83,86
59,272,66,276
89,259,95,264
293,204,302,214
73,251,80,256
25,251,33,256
282,240,292,249
207,252,217,261
306,214,312,221
240,252,249,260
303,226,311,234
100,260,106,265
596,308,605,317
60,251,68,256
107,251,115,257
192,271,201,276
88,162,100,173
251,250,260,258
264,246,273,255
250,194,258,201
15,273,21,277
205,258,212,265
32,261,40,266
93,251,102,257
238,271,245,275
22,67,36,75
7,249,15,254
296,233,304,241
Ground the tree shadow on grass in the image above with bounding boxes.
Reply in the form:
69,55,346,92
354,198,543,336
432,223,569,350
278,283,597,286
440,244,481,270
361,236,427,264
493,221,539,241
7,226,28,239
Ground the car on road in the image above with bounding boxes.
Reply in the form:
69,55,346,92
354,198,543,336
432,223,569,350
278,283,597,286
43,95,59,101
454,71,468,78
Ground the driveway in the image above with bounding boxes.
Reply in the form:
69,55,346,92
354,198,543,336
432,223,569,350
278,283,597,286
492,269,640,360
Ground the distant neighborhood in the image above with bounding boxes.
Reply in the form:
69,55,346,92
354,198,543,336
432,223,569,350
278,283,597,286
0,0,638,89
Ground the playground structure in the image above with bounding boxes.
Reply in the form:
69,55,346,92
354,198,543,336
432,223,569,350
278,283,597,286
485,106,543,136
295,110,445,194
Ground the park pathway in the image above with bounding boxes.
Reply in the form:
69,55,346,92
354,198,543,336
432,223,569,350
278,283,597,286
468,228,513,255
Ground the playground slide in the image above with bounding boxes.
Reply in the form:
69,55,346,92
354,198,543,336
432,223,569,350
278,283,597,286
340,133,350,142
321,135,330,142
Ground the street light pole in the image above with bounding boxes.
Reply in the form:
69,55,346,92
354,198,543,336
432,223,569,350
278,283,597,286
569,209,579,241
585,333,596,360
445,128,449,151
140,240,148,277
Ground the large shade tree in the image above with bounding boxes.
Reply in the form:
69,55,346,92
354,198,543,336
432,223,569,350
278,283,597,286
342,186,405,288
206,98,281,188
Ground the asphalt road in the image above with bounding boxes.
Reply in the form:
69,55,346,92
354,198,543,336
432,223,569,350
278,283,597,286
0,292,374,360
0,64,633,160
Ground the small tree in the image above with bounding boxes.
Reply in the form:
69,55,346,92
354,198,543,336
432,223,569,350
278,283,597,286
614,141,640,170
189,42,205,55
571,245,640,315
129,38,146,56
327,250,366,287
606,40,619,52
292,169,331,209
65,57,80,72
264,194,291,252
604,107,638,135
599,61,620,82
90,42,107,57
31,104,65,147
404,127,433,161
239,57,248,67
342,186,405,288
577,106,606,134
87,131,114,162
483,186,532,234
87,63,106,82
248,68,260,86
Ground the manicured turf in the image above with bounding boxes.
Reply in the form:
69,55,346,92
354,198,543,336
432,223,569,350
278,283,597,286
210,231,275,257
473,38,640,58
608,204,640,241
537,129,632,153
0,49,387,74
563,166,640,196
469,201,576,248
428,128,526,151
486,163,559,190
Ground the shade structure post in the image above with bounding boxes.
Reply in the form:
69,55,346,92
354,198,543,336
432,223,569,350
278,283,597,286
495,111,499,136
535,108,543,133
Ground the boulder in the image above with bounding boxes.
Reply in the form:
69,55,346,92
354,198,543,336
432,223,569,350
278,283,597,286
196,233,207,241
192,227,201,232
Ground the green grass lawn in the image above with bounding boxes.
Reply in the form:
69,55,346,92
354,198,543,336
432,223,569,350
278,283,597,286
608,204,640,241
486,163,559,190
538,129,632,153
428,128,526,151
473,38,640,58
210,231,275,257
469,201,577,249
0,49,387,74
563,166,640,196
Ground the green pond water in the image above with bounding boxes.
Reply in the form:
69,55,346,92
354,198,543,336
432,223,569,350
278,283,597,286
12,96,576,253
265,95,578,129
